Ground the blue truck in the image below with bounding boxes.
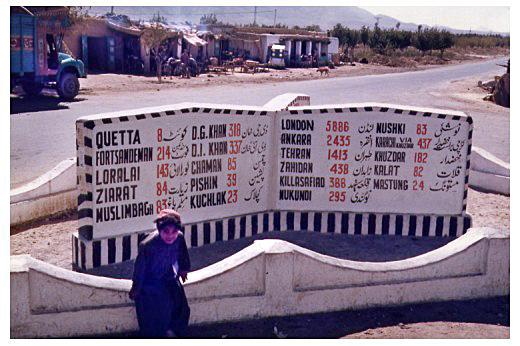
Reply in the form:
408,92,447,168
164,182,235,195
10,9,86,100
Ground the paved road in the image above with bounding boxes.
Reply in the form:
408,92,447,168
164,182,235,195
10,57,509,188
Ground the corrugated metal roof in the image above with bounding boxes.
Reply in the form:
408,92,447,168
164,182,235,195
184,33,207,46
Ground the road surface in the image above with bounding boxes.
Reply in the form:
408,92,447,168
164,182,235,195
10,57,509,188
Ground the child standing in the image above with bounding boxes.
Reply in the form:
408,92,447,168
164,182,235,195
129,209,191,338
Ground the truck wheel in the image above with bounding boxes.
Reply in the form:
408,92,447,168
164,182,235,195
57,73,79,101
22,82,43,96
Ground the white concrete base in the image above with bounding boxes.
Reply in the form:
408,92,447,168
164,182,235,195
469,147,509,195
469,170,510,196
11,227,509,338
471,146,510,177
10,158,77,225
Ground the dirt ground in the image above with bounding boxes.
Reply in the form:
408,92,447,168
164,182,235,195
77,47,509,96
79,63,418,97
10,52,510,338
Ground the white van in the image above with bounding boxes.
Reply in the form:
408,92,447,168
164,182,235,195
269,44,286,67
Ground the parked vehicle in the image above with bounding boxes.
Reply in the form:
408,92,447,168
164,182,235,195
10,12,86,100
268,44,286,68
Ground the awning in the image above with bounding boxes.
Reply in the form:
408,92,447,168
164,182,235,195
107,19,142,36
184,34,207,46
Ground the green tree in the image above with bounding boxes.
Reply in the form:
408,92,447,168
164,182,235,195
369,23,388,54
141,15,172,83
200,13,218,25
414,27,433,56
438,29,454,58
360,25,370,47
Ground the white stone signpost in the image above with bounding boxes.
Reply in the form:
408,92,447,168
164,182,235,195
73,97,473,270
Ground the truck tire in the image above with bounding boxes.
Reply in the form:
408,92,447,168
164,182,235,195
57,72,79,101
22,82,43,96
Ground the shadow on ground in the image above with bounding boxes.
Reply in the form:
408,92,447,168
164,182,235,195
10,91,85,114
88,296,509,338
82,232,455,279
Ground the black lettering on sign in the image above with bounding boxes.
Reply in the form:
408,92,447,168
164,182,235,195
280,161,313,173
280,147,311,159
190,191,227,209
96,130,141,149
279,176,325,188
375,136,414,149
209,124,227,138
96,185,138,203
208,141,228,156
374,151,406,162
96,147,154,166
190,175,219,192
278,190,312,201
280,133,312,145
375,123,406,134
95,167,140,185
191,159,222,175
373,179,409,191
373,165,400,176
95,201,154,222
281,119,314,131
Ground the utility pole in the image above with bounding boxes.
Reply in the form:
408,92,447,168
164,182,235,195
253,6,257,26
274,8,277,27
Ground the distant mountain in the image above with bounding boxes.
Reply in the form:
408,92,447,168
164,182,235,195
86,6,507,35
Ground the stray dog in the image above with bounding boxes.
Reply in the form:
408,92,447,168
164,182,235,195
317,67,329,76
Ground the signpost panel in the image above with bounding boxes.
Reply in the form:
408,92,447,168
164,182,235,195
275,106,471,215
74,101,473,269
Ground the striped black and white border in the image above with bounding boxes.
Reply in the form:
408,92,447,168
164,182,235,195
73,210,473,270
285,95,311,110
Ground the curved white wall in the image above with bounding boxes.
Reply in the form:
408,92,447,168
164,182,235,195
10,158,77,225
11,227,509,338
469,146,509,195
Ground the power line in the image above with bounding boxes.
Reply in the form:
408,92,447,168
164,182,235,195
164,10,275,16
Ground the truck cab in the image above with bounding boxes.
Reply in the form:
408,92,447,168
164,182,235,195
10,7,86,100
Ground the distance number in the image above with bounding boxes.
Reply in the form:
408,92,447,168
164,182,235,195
227,189,238,204
326,120,350,132
329,177,347,189
416,124,428,135
229,140,242,154
327,135,351,147
156,199,169,213
329,191,347,202
414,152,428,163
328,149,348,161
157,146,173,161
228,157,237,170
228,123,241,137
330,163,349,175
413,180,425,191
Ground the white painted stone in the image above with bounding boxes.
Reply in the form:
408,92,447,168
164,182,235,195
471,146,509,177
469,170,509,195
11,228,509,338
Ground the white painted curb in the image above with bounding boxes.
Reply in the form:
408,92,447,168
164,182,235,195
469,146,509,195
471,146,509,177
10,158,77,225
10,227,509,338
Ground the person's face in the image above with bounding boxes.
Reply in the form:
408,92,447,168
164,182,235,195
159,224,180,244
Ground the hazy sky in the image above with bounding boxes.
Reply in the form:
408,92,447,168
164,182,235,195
359,6,510,33
11,1,511,33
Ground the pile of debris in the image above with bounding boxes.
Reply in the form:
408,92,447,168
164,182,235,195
479,59,510,108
